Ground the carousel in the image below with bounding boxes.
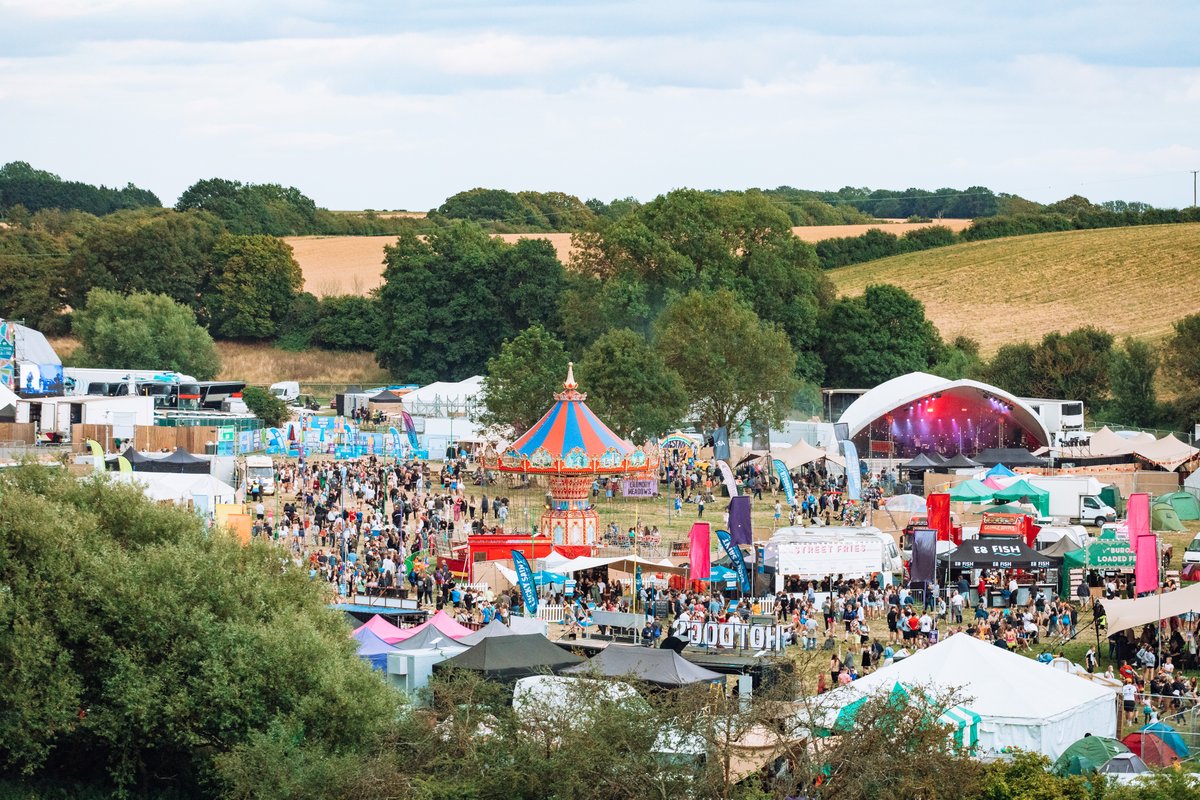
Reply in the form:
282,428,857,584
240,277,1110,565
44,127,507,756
480,364,660,546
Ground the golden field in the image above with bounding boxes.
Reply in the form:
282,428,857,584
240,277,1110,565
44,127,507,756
283,220,972,296
829,223,1200,354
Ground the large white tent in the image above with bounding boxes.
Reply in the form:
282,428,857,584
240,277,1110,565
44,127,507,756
819,633,1116,759
110,472,236,506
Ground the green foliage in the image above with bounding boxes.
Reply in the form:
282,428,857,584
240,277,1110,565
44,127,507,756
818,284,944,388
434,187,595,231
275,291,321,351
479,324,569,431
1101,768,1200,800
0,160,160,215
1107,338,1159,426
313,295,381,351
374,224,566,383
978,751,1093,800
0,466,394,795
71,288,221,379
243,385,291,427
175,178,319,236
1163,313,1200,391
1030,327,1115,409
576,328,689,441
932,335,984,380
656,289,798,430
0,227,72,332
207,234,304,339
65,208,226,316
982,343,1039,397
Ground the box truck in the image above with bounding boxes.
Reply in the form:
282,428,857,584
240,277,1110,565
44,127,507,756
1024,475,1115,526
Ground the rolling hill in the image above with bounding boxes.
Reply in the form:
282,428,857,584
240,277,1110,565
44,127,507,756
828,223,1200,354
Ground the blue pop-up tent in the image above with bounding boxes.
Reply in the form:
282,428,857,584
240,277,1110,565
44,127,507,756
986,463,1016,478
353,627,398,671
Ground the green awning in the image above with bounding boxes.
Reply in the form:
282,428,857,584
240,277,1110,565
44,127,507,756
992,479,1050,517
948,479,995,504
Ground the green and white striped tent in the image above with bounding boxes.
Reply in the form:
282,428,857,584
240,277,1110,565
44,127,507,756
830,681,980,749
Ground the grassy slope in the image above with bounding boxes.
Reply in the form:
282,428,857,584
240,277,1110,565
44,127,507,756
828,223,1200,355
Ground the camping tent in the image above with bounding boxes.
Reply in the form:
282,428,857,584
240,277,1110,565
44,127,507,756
138,447,210,474
352,614,410,644
948,479,995,504
991,478,1050,517
457,618,519,646
974,449,1045,467
1151,500,1186,531
1122,732,1179,766
353,628,399,671
561,644,724,688
940,539,1058,570
817,633,1116,759
1156,490,1200,521
434,633,585,680
1052,736,1130,775
1139,722,1190,759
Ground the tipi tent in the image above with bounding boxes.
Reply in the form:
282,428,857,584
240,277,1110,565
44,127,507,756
1156,490,1200,521
817,633,1116,759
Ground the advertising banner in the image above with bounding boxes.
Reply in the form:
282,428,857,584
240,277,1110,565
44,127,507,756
773,459,796,506
776,538,882,578
511,550,539,613
716,529,751,592
909,528,937,585
842,440,861,501
621,478,659,497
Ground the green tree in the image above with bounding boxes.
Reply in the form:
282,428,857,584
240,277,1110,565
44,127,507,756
478,324,569,432
71,289,221,379
818,284,944,388
1107,338,1159,427
931,335,984,380
575,328,689,441
655,289,798,430
243,386,291,427
65,208,225,316
313,295,380,351
0,465,394,795
1030,327,1114,408
176,178,320,236
982,342,1038,397
1163,312,1200,390
207,234,304,339
375,224,566,383
0,227,72,331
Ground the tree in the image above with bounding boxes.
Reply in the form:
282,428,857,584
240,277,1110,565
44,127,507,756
243,386,291,427
1107,338,1159,426
0,227,72,332
71,289,221,379
655,289,798,430
0,160,160,215
375,224,566,384
176,178,320,236
65,208,225,316
313,295,380,351
931,335,983,380
478,324,569,432
818,284,943,388
207,234,304,339
1163,312,1200,391
1030,327,1114,409
982,342,1038,397
0,465,394,795
575,329,688,441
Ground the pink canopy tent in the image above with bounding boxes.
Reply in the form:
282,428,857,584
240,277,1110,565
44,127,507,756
391,609,475,642
352,614,409,645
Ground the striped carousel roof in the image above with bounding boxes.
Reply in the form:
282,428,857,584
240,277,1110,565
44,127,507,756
494,364,656,475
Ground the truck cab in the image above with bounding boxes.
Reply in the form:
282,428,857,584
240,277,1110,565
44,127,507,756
1079,495,1115,526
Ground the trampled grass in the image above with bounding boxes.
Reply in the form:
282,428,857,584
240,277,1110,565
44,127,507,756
828,223,1200,354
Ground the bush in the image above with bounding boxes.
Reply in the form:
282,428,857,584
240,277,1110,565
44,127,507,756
243,386,291,427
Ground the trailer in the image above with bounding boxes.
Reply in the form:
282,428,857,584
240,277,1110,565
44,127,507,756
1024,475,1115,526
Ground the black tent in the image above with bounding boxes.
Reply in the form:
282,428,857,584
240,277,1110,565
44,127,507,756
561,644,724,687
902,453,941,470
139,447,209,474
940,453,980,469
391,624,467,652
433,634,584,680
370,390,406,404
457,618,519,646
105,446,160,471
973,448,1046,467
939,538,1060,570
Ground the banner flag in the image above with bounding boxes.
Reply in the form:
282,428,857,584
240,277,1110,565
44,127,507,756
910,528,937,586
712,426,731,462
85,439,104,473
388,426,403,454
728,495,754,561
401,411,420,449
511,550,539,613
117,456,132,473
717,529,751,592
716,459,739,497
1128,493,1159,594
773,459,795,506
926,493,954,543
688,522,712,581
842,440,862,501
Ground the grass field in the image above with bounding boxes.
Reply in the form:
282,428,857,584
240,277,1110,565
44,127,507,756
283,220,972,297
829,223,1200,355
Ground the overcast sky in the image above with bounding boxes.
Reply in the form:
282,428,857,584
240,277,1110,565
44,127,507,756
2,1,1198,211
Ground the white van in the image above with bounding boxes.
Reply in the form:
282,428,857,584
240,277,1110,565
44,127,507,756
1184,534,1200,566
244,455,276,495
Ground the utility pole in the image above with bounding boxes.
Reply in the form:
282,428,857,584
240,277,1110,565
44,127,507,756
1192,170,1198,208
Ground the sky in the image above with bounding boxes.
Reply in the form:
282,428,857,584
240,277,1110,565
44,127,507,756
2,1,1198,211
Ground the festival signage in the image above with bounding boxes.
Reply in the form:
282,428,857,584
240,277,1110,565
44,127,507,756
773,459,795,506
511,550,539,614
776,538,882,578
686,620,785,651
621,478,658,497
716,529,751,592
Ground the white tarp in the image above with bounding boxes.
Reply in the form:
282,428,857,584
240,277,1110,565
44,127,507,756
110,472,236,506
1102,583,1200,636
818,633,1116,759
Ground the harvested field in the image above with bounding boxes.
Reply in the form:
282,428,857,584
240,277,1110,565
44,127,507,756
790,218,972,241
829,223,1200,354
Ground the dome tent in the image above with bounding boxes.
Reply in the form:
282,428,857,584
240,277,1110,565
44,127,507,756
1052,735,1129,776
1156,490,1200,521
